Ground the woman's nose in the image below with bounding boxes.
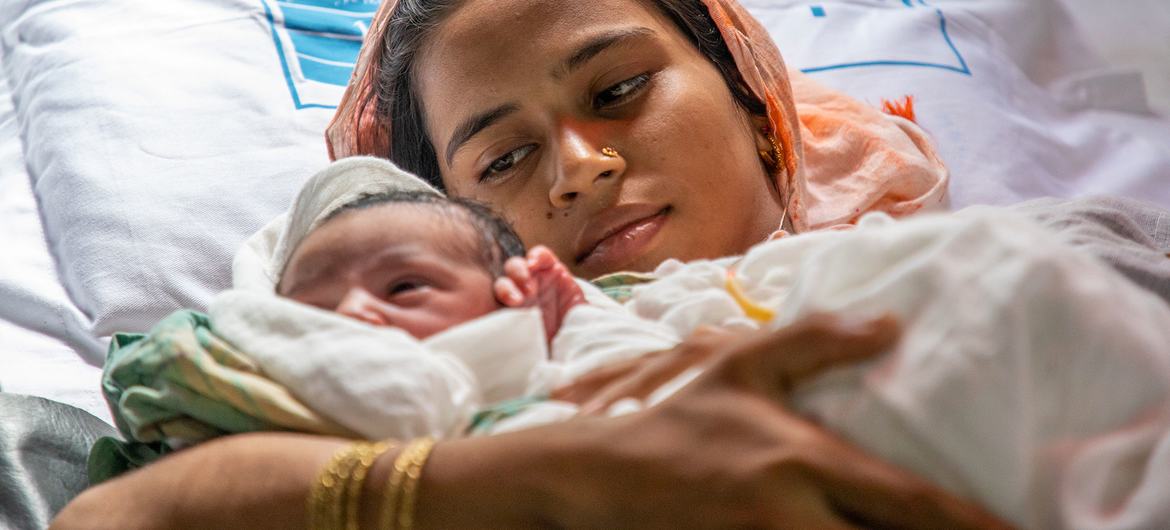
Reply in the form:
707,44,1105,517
548,126,625,209
335,287,391,327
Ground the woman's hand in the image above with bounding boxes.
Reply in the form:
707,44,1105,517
537,314,1011,529
552,325,736,413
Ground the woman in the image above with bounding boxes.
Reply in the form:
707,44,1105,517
47,0,1035,527
328,0,948,279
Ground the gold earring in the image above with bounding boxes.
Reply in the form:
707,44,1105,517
601,146,620,158
758,127,783,171
758,148,777,167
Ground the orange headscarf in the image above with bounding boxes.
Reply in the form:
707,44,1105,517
325,0,948,233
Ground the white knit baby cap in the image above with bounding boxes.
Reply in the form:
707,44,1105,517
232,156,442,292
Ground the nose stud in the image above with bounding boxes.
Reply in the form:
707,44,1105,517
601,146,620,158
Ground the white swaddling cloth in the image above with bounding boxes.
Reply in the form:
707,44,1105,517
606,210,1170,529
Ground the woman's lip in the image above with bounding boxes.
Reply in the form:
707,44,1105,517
577,207,670,271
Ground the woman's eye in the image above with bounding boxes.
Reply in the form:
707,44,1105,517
594,73,652,109
481,144,537,182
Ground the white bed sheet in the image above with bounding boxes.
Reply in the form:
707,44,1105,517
0,57,109,423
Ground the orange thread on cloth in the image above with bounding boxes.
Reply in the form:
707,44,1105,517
881,95,917,123
725,265,776,323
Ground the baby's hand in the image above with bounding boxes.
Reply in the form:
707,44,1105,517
494,246,586,342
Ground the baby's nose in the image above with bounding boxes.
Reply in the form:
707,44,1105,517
335,287,390,327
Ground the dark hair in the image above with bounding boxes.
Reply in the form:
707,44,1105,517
325,190,526,277
377,0,766,192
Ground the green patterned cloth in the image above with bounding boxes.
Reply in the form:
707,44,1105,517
467,396,552,436
90,310,353,484
590,271,659,303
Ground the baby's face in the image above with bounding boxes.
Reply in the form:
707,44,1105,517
278,203,500,340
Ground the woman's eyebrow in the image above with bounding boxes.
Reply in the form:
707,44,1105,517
556,26,657,79
446,103,519,167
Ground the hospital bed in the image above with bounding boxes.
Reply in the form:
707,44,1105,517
0,0,1168,525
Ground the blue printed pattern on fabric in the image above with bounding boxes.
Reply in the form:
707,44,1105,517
756,0,970,76
261,0,380,109
260,0,970,110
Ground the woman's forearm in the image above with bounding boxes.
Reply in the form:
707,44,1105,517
53,428,575,530
54,433,344,530
367,423,596,529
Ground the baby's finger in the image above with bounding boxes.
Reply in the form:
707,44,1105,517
504,256,531,282
527,246,558,271
493,277,526,307
504,256,537,296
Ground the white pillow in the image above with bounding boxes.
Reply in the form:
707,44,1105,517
1,0,376,341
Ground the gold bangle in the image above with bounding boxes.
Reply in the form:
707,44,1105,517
379,447,408,530
309,442,361,530
379,437,437,530
345,441,393,530
397,438,436,530
309,441,394,530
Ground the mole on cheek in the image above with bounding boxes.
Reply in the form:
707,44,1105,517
546,212,554,220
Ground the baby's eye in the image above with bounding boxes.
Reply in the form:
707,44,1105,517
593,73,652,109
481,144,538,182
387,280,424,297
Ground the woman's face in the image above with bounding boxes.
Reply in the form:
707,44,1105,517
414,0,784,278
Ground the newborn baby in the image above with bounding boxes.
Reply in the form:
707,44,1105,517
212,157,679,441
276,189,585,343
